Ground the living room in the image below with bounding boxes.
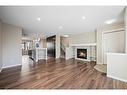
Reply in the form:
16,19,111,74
0,6,127,89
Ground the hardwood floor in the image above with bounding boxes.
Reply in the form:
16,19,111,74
0,58,127,89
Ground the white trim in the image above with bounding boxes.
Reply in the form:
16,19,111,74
0,66,2,72
107,75,127,83
2,64,22,69
97,62,103,64
107,52,127,55
75,58,90,62
70,43,97,47
103,28,125,34
65,57,74,60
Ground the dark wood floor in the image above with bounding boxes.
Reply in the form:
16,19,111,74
0,58,127,89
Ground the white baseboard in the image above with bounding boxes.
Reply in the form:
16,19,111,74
66,57,74,60
75,58,91,62
2,64,22,69
0,69,2,72
107,75,127,83
0,66,3,72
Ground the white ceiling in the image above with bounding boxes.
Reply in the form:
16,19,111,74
0,6,125,37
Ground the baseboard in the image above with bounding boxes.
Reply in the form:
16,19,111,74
65,57,74,60
0,69,2,72
75,58,91,62
2,64,22,69
92,60,97,62
107,75,127,83
0,66,2,72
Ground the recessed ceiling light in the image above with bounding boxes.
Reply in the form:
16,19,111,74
105,19,116,24
37,17,41,21
62,35,69,37
82,16,86,20
59,26,63,29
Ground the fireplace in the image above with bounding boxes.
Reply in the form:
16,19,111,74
77,49,87,59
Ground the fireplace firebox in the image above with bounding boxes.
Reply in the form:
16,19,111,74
77,49,87,59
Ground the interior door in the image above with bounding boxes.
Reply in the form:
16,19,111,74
103,31,125,64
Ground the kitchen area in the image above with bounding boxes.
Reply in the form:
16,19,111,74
22,35,47,65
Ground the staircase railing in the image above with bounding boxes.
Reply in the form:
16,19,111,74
60,42,66,57
60,42,66,52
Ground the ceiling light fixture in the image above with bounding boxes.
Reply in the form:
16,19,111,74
105,19,116,24
82,16,86,20
59,25,63,29
62,35,69,37
37,17,41,21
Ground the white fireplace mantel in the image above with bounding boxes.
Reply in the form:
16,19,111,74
65,43,96,61
75,46,90,61
70,43,97,47
72,43,96,61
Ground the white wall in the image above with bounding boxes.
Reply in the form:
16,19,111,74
0,22,2,71
2,23,22,68
97,22,124,64
102,30,125,64
42,39,47,48
65,47,74,60
69,31,96,45
124,7,127,53
37,40,43,48
37,39,47,48
107,53,127,82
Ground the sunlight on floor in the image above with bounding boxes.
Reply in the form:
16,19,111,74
22,55,29,65
94,64,107,73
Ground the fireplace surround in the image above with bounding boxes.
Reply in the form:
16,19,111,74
66,43,96,61
75,46,91,61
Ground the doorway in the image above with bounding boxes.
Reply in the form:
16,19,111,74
22,40,34,66
46,35,56,58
